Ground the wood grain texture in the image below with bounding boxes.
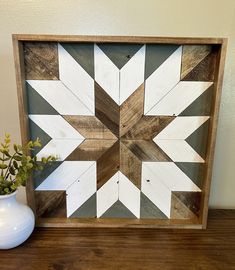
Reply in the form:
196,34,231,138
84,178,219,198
120,143,141,189
182,47,218,81
66,139,116,161
122,116,175,139
97,141,120,189
12,37,36,214
13,34,227,44
170,193,199,220
172,191,201,217
63,116,117,139
35,191,66,218
181,45,211,79
23,42,59,80
201,39,228,228
120,83,144,137
1,210,235,270
95,82,120,137
122,140,171,161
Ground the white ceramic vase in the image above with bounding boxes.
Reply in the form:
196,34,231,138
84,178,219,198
0,191,35,249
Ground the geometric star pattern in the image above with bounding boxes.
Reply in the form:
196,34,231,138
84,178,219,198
24,42,216,220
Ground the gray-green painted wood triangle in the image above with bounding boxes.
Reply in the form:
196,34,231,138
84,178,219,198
145,44,179,79
180,85,213,116
26,82,58,115
70,193,96,218
98,43,142,69
61,43,94,78
175,162,205,189
140,192,168,219
33,161,63,189
186,120,210,160
101,200,136,218
29,119,52,155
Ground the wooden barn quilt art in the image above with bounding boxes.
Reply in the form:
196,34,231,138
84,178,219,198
13,35,227,228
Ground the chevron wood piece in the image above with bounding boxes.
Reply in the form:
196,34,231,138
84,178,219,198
58,44,95,114
66,162,96,217
95,82,120,137
97,172,119,218
141,163,172,217
61,43,94,78
120,143,141,189
36,161,95,191
172,191,201,217
120,83,144,137
145,44,180,79
122,139,171,161
70,193,96,218
140,192,168,219
142,162,201,218
29,119,52,155
175,162,205,189
23,42,59,80
155,116,210,140
97,141,120,189
66,139,117,161
36,139,83,161
170,193,199,220
94,44,119,104
35,191,66,218
101,200,136,218
26,82,59,115
27,80,92,115
155,140,205,163
122,116,175,140
29,115,84,139
119,172,141,218
63,116,117,139
143,162,201,192
97,43,143,69
180,85,213,116
181,45,211,79
144,46,182,114
182,49,218,81
119,45,145,104
186,120,210,160
147,81,213,116
33,161,63,189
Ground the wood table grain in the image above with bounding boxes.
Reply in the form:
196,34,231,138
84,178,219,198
1,209,235,270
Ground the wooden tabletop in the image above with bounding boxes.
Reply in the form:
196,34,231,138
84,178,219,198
1,209,235,270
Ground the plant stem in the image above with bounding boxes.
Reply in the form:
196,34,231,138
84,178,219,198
1,152,5,177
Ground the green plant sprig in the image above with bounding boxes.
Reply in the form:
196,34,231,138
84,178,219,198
0,133,57,195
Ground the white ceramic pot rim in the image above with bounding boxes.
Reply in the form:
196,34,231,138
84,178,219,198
0,190,18,199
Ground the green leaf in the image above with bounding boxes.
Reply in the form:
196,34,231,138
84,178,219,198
13,144,18,152
9,166,16,175
13,160,19,169
0,164,7,169
3,150,11,157
14,155,22,161
3,187,10,194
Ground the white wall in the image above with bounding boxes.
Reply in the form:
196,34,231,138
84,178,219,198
0,0,234,208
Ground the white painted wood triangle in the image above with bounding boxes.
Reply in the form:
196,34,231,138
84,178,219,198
58,44,95,115
66,162,97,217
144,46,182,114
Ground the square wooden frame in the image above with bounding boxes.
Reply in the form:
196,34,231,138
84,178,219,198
13,35,227,229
